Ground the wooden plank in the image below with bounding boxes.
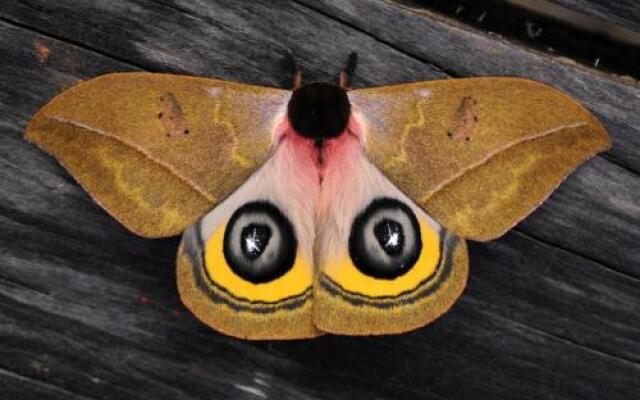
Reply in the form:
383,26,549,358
0,1,639,399
2,215,638,399
517,158,640,277
547,0,640,32
0,0,446,85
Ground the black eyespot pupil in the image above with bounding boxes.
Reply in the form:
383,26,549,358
348,198,422,280
373,219,404,256
240,224,271,260
222,201,297,284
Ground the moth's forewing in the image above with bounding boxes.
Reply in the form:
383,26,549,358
26,72,289,237
349,77,610,241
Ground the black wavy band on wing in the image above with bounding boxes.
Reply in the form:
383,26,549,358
180,220,312,314
319,231,458,308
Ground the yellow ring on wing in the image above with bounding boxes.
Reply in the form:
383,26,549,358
204,222,313,303
322,217,441,297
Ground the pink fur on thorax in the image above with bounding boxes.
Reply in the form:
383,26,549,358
277,116,367,229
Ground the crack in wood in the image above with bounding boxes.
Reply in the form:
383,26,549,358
513,228,640,283
475,305,640,368
0,275,51,297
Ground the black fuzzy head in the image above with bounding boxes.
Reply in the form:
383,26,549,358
287,82,350,140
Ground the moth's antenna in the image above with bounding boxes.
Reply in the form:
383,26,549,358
339,52,358,89
281,50,302,89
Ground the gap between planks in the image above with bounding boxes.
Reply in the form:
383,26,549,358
513,228,640,283
470,303,640,369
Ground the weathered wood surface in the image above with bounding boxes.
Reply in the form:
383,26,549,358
547,0,640,32
0,1,638,399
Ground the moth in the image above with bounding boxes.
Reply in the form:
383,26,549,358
26,53,610,340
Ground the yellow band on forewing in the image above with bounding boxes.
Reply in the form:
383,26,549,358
322,217,441,297
204,222,313,303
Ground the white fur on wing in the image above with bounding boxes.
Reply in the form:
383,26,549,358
199,128,320,264
198,117,441,273
317,132,441,265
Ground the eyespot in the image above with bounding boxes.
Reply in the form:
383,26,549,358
223,201,297,284
349,198,422,279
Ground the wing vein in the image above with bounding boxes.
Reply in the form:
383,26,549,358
49,115,216,203
421,121,589,201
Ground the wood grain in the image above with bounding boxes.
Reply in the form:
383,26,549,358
0,1,639,399
548,0,640,32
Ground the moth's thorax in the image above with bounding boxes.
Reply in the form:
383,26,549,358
276,115,366,228
277,114,364,172
287,82,351,140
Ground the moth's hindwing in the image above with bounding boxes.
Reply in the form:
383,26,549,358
314,155,468,335
177,152,320,340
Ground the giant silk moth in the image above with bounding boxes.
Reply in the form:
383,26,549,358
25,54,610,339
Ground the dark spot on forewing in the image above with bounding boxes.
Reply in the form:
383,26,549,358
158,92,190,138
447,96,478,142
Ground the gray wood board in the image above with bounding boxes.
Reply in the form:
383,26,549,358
0,1,639,399
547,0,640,32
